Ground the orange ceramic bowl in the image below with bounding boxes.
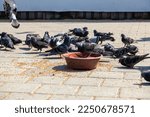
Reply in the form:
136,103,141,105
63,52,101,70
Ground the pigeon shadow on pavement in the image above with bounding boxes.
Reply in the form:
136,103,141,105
134,82,150,86
116,66,150,71
16,31,35,34
19,47,31,51
43,57,62,60
52,65,91,72
21,51,41,54
137,66,150,72
140,82,150,86
115,66,140,70
137,37,150,42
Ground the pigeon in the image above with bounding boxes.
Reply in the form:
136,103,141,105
41,32,63,49
121,34,136,46
75,41,97,53
104,43,115,52
86,36,100,44
119,54,150,68
93,30,113,37
25,34,41,48
98,35,115,44
141,71,150,82
30,37,48,52
44,34,71,57
113,47,129,58
0,32,15,49
104,44,138,58
104,45,129,58
126,45,138,55
41,31,51,44
49,36,63,49
69,27,89,37
7,34,22,45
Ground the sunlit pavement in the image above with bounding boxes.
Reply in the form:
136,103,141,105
0,20,150,100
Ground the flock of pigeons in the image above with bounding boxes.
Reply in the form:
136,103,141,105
0,27,150,82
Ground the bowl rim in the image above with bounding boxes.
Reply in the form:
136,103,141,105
63,52,101,60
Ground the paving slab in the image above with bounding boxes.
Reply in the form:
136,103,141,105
0,20,150,100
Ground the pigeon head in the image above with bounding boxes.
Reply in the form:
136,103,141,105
63,33,68,37
93,30,97,34
119,58,123,63
83,27,88,30
108,32,113,35
121,34,125,38
93,30,97,36
45,31,49,35
1,32,7,37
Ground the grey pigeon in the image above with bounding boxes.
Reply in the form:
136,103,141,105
49,36,62,49
30,37,48,52
25,34,41,48
69,27,89,37
41,31,51,44
98,35,115,44
8,34,22,45
126,45,138,55
121,34,136,46
119,54,150,68
44,34,71,57
113,47,129,58
141,71,150,82
0,32,15,49
104,43,115,52
75,42,97,53
104,44,138,58
93,30,113,37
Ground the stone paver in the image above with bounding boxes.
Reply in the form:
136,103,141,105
78,86,119,97
64,78,103,86
0,93,10,99
50,95,93,100
36,85,78,95
28,76,67,85
124,72,141,80
120,88,150,99
0,83,41,93
0,75,29,83
4,93,50,100
102,79,141,88
89,71,124,79
0,20,150,100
